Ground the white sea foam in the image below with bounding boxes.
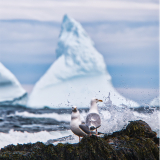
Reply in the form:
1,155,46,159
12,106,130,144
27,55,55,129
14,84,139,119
74,106,159,137
1,107,159,149
0,130,72,149
13,111,71,122
98,106,160,137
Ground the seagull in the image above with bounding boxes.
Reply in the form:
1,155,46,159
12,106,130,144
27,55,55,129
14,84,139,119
86,98,103,136
70,106,96,142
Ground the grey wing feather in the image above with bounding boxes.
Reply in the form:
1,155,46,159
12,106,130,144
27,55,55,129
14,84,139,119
79,124,90,134
79,124,96,134
86,113,101,129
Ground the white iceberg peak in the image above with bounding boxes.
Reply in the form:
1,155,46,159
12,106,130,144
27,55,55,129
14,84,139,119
0,62,26,103
35,14,108,90
56,14,106,74
28,15,139,108
57,14,94,57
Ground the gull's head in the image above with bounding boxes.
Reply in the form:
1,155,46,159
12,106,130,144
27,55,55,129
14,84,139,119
71,106,80,120
72,106,78,113
91,98,103,105
89,98,103,113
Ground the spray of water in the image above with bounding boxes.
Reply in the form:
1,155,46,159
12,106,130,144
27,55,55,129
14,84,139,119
80,96,159,137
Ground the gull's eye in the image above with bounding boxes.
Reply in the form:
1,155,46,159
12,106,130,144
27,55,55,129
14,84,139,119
95,99,98,101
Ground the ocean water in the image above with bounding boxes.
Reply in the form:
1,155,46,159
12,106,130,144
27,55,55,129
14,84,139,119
0,104,159,149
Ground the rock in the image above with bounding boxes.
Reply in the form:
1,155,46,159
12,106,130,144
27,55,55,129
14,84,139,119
125,120,157,138
0,120,159,160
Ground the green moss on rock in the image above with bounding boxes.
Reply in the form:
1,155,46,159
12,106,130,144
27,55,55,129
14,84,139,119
125,120,157,138
0,120,159,160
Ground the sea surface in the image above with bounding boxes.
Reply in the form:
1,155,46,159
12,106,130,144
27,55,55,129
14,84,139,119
0,104,159,149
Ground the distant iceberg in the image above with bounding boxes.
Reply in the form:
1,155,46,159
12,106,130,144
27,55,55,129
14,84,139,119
27,15,139,108
150,97,159,107
0,62,27,105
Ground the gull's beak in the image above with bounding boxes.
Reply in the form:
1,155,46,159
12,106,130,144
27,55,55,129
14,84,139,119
72,106,77,112
98,99,103,102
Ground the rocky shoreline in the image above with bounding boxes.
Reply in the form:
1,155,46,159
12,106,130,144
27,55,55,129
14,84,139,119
0,120,159,160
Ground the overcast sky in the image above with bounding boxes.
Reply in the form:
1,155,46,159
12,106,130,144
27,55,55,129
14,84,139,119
0,0,159,105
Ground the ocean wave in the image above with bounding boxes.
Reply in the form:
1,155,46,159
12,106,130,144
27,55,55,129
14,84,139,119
98,106,160,138
1,106,159,149
0,129,73,149
12,111,71,122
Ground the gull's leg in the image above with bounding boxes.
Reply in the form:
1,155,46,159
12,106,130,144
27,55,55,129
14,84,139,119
90,131,91,136
96,129,97,136
79,136,80,142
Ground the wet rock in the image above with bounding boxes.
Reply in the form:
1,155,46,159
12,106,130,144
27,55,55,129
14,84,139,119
125,120,157,138
0,120,159,160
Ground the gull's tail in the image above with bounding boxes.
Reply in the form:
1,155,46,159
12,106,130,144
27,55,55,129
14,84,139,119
89,125,101,130
97,132,105,135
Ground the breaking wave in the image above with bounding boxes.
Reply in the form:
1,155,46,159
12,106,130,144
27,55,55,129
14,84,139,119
13,111,71,122
0,104,159,149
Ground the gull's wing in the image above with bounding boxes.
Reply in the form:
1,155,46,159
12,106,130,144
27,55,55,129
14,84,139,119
79,124,90,134
86,113,101,130
79,124,96,134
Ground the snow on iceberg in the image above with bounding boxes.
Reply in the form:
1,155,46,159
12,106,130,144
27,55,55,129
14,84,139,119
150,96,159,107
0,62,27,105
27,15,139,108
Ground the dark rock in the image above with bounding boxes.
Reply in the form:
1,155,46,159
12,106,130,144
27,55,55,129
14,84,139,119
0,120,159,160
125,120,157,138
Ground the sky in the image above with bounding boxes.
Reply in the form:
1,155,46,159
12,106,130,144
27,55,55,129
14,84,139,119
0,0,159,105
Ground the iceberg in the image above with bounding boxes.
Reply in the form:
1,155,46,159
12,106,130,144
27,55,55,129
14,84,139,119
0,62,27,105
150,97,159,107
27,15,139,108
